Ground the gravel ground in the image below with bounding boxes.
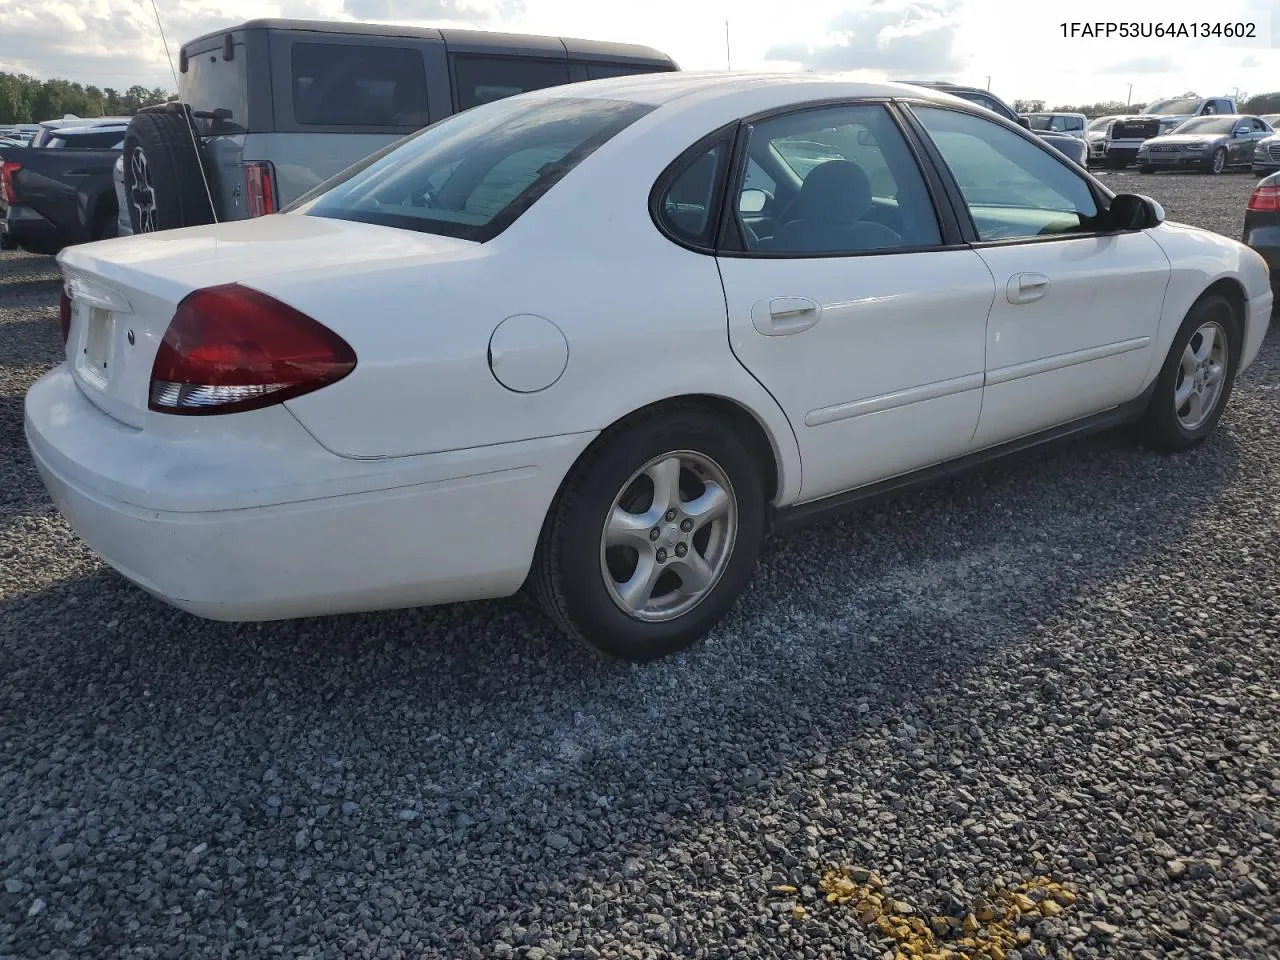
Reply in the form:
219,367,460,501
1,174,1279,960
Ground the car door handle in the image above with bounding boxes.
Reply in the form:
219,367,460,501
750,297,822,336
1006,273,1049,305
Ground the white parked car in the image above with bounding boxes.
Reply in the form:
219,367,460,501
26,75,1274,661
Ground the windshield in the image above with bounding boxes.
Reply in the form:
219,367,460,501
1145,97,1201,115
292,96,654,242
1170,116,1235,134
1087,116,1113,131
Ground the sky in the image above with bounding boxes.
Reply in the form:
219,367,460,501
2,0,1280,108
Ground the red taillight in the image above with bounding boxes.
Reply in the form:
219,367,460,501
1248,184,1280,212
0,160,20,204
243,161,276,218
148,283,356,416
59,286,72,344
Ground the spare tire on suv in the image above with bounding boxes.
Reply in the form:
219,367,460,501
122,105,214,234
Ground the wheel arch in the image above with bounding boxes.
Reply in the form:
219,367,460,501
534,392,794,555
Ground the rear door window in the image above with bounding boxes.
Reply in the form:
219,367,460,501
292,43,429,127
452,55,570,110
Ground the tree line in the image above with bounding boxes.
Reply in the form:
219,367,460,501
0,72,172,124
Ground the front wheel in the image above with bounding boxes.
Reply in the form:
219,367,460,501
1135,294,1240,452
531,405,766,661
1138,164,1155,174
1209,147,1228,174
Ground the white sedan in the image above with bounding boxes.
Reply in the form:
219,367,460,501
26,74,1273,661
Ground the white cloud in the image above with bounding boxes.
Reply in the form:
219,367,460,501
1,0,1280,107
764,0,966,75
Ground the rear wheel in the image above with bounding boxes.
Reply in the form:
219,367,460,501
1138,164,1155,174
1135,294,1240,452
531,405,766,661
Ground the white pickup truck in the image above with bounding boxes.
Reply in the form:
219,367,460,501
1103,95,1237,168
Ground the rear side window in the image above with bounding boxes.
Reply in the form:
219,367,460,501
655,141,729,247
452,56,570,111
292,43,429,127
293,96,653,242
580,62,672,80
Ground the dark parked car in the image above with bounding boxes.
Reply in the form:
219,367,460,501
0,127,123,254
1244,172,1280,291
1136,115,1273,174
1252,133,1280,175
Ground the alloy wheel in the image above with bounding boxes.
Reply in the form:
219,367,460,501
129,147,158,232
599,451,737,623
1174,320,1228,430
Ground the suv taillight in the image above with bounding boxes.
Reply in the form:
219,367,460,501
1247,184,1280,212
0,161,21,204
243,161,276,218
148,284,356,415
59,286,72,344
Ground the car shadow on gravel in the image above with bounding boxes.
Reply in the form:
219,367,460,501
0,424,1244,752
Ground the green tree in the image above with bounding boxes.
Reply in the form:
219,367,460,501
1013,99,1045,113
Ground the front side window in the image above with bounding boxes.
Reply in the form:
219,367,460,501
453,56,570,111
292,96,653,242
736,103,941,254
913,105,1101,242
292,43,428,127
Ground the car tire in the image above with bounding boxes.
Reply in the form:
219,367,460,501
122,107,214,234
1135,293,1240,452
531,404,766,662
1209,147,1228,174
1138,164,1155,174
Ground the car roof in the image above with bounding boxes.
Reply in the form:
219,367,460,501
517,71,973,108
184,18,675,64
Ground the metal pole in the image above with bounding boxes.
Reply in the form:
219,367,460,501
725,21,731,71
1127,83,1132,108
985,75,991,90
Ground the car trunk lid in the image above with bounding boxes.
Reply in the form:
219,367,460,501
57,215,479,429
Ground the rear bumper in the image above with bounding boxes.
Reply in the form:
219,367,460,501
1243,224,1280,291
25,364,595,621
1242,287,1273,374
2,205,62,254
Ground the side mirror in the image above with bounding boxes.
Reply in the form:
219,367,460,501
1017,116,1032,129
1109,193,1165,231
739,188,768,214
1235,126,1252,137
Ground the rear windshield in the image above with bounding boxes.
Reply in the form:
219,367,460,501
48,130,126,149
291,95,653,242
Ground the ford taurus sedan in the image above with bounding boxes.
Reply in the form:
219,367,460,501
25,74,1274,661
1137,114,1274,174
